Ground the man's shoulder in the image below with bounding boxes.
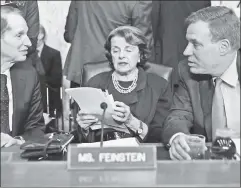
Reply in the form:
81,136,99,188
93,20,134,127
44,44,60,54
178,59,192,78
11,58,37,76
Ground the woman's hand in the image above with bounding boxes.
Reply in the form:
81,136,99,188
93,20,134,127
112,101,132,123
76,110,98,130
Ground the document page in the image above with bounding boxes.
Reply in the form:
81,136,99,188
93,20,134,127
65,87,129,133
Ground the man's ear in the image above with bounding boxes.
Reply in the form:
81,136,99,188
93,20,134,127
219,39,231,56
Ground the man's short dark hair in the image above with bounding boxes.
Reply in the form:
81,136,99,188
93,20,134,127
185,6,240,50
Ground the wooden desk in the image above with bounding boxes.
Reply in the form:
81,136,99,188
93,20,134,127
1,145,240,187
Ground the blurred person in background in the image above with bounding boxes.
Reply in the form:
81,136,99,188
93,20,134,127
37,24,63,120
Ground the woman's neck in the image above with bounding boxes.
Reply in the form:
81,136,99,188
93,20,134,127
114,68,139,81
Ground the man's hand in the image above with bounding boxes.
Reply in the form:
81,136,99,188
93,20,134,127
169,134,191,160
1,133,23,148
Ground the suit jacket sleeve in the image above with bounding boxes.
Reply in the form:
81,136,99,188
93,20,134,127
151,1,161,46
162,64,193,144
131,1,154,61
146,79,172,143
21,70,45,140
64,1,77,43
47,50,62,88
23,1,40,54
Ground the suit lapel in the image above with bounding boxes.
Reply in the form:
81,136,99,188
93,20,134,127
40,44,48,71
199,77,214,142
10,65,26,136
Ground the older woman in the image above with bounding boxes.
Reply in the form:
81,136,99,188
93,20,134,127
77,26,172,143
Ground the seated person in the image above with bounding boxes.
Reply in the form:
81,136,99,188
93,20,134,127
162,6,240,160
76,26,172,143
37,24,62,118
1,6,45,147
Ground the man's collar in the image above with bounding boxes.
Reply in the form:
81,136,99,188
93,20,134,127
1,57,15,74
220,52,238,87
1,67,10,78
37,43,44,55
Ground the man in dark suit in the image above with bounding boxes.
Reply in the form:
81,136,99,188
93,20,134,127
63,1,154,87
37,25,62,118
1,6,45,147
162,6,240,160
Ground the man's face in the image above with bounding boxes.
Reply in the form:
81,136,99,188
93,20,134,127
183,21,221,76
37,32,45,48
1,14,31,63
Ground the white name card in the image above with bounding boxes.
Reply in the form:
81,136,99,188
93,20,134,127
67,145,157,170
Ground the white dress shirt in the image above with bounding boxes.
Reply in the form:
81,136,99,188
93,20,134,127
2,69,13,131
219,54,240,133
37,43,44,57
169,54,240,144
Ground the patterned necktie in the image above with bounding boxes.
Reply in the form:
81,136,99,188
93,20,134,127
211,77,227,140
0,74,10,134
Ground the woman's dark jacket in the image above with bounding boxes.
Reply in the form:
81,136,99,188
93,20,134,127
84,67,172,143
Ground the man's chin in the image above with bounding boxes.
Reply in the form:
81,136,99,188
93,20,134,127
16,56,27,62
189,67,202,75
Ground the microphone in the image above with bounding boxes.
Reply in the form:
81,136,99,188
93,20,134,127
100,102,108,147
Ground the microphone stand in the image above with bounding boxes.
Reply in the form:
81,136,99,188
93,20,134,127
100,102,108,147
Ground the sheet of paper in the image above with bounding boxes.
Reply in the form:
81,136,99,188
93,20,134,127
65,87,130,133
43,113,54,125
66,87,112,113
77,137,140,147
66,88,114,123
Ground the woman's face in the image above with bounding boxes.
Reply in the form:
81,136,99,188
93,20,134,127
110,36,140,75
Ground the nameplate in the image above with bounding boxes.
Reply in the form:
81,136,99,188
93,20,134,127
67,145,157,170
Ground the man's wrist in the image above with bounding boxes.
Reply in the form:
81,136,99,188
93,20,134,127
167,132,186,149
